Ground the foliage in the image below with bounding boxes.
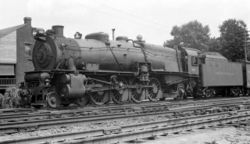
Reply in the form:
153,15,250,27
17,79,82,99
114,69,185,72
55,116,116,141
164,20,210,51
164,19,249,61
219,19,248,61
207,37,222,52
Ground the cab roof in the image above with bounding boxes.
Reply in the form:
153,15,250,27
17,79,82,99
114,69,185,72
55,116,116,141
203,52,228,61
182,47,200,56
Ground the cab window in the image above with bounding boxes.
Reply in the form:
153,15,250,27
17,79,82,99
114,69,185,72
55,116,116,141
191,56,198,66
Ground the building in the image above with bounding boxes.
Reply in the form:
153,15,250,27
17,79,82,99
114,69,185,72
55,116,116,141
0,17,34,93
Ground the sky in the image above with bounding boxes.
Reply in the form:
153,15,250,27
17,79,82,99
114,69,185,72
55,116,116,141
0,0,250,45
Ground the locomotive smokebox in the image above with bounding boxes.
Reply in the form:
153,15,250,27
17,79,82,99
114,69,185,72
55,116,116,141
52,25,64,37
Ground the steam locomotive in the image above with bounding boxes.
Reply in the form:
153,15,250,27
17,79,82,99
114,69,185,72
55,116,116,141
21,25,250,108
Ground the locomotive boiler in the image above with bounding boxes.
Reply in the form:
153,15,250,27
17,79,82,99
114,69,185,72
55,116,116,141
24,25,199,108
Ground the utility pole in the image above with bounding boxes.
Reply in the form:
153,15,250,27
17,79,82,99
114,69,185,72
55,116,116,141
245,31,248,62
245,31,249,62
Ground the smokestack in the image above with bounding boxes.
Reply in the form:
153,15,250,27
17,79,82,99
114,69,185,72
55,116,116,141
52,25,64,37
24,17,32,26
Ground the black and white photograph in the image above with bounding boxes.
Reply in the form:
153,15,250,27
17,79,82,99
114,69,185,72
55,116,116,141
0,0,250,143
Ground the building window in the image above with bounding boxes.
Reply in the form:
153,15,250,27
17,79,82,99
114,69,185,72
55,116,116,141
24,42,32,56
24,42,33,61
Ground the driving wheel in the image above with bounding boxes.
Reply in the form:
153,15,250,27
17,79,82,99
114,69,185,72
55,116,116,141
148,78,161,101
112,79,128,104
131,79,143,103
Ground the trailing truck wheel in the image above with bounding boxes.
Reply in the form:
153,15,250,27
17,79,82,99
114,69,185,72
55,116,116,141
176,84,186,100
148,78,161,101
46,92,61,108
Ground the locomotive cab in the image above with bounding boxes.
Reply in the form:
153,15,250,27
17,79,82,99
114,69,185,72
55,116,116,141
181,47,200,75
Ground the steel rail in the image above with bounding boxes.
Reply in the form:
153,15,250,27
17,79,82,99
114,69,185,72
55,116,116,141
80,111,250,144
1,109,249,144
0,100,248,134
0,96,248,122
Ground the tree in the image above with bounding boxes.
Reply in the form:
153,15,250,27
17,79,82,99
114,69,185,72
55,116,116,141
164,20,210,51
207,37,222,52
219,19,248,61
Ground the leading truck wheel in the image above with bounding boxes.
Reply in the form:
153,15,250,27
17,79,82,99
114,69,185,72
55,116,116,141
47,92,61,108
90,91,109,106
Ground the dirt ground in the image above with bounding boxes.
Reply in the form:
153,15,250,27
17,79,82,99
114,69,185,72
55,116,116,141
144,126,250,144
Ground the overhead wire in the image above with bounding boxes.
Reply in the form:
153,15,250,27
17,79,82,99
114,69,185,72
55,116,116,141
77,2,171,34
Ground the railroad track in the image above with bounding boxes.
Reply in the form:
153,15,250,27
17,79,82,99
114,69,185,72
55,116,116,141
1,108,250,144
0,97,248,116
78,110,250,144
1,97,249,123
0,97,249,143
0,97,249,135
0,99,249,133
0,108,35,115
